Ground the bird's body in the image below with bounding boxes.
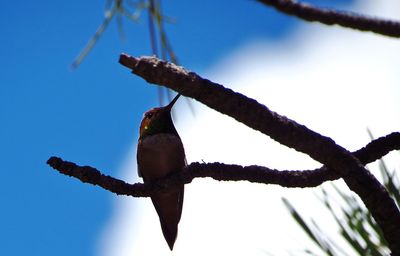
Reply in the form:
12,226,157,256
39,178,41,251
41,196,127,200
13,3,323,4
136,94,185,250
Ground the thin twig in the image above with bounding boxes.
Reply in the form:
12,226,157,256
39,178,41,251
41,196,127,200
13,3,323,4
46,132,400,196
257,0,400,38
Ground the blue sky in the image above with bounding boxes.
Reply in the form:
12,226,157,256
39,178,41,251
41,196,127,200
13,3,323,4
0,0,375,255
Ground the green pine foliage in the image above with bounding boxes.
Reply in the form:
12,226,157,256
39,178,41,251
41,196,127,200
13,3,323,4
283,133,399,256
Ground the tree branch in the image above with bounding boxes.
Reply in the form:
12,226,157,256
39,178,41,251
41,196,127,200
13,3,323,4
256,0,400,38
119,54,400,254
47,131,400,196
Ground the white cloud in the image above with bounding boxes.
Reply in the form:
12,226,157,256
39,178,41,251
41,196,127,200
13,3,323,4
97,0,400,255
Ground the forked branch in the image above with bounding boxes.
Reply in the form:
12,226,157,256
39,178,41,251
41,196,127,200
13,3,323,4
118,54,400,254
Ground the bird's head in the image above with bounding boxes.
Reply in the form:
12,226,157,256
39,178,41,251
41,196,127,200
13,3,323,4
139,94,181,139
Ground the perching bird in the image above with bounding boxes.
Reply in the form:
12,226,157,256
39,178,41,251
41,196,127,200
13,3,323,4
136,94,185,250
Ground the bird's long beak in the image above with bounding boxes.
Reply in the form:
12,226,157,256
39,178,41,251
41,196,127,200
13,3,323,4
165,93,181,111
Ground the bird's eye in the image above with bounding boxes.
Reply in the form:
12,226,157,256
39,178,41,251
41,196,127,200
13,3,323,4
146,112,153,119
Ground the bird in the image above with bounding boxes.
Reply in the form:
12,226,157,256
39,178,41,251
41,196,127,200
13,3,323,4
136,93,185,250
